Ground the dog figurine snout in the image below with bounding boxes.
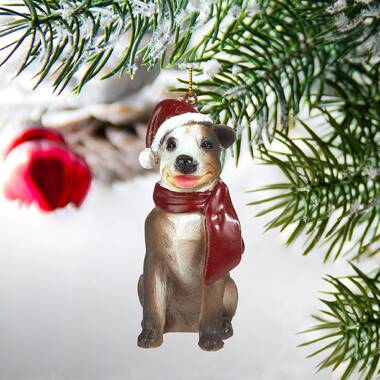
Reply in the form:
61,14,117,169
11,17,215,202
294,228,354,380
175,154,198,174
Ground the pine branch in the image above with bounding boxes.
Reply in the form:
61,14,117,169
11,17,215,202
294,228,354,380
176,0,380,153
179,0,335,147
250,122,380,261
1,1,380,139
0,0,245,93
249,60,380,261
300,264,380,380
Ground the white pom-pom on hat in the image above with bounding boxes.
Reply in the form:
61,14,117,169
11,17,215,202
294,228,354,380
138,148,157,169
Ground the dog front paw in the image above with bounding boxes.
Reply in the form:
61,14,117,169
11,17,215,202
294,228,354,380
198,334,224,351
137,328,163,348
220,318,233,340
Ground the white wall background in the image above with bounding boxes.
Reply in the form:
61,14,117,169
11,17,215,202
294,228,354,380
0,148,354,380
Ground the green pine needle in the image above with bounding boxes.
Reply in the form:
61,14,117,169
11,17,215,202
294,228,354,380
301,264,380,380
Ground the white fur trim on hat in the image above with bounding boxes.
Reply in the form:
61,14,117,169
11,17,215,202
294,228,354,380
150,112,212,152
138,148,157,169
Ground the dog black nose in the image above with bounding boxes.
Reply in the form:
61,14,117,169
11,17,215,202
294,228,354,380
175,155,198,174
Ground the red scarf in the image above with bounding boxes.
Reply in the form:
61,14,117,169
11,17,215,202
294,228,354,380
153,180,244,284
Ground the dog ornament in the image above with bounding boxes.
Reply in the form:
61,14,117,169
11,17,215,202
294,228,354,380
137,97,244,351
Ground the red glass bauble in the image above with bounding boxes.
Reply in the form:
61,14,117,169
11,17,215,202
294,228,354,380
2,127,92,211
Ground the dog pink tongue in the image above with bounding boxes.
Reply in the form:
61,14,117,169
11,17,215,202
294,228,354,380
175,175,198,188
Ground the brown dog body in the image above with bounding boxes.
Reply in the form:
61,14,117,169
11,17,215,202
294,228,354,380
138,207,238,350
138,123,239,351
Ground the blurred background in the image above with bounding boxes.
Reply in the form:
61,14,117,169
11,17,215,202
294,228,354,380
0,61,356,380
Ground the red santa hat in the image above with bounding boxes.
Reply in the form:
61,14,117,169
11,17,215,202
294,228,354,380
138,98,212,169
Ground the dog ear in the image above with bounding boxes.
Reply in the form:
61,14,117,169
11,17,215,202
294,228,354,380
213,124,236,148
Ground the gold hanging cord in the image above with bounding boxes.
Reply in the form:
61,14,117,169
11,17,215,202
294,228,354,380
188,66,193,96
185,66,197,105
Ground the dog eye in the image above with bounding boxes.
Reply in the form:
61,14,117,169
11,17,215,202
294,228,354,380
201,140,213,150
166,138,177,151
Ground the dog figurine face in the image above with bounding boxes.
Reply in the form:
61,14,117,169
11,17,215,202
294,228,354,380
157,122,235,192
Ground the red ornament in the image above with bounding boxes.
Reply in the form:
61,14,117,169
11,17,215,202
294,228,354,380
2,127,92,211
